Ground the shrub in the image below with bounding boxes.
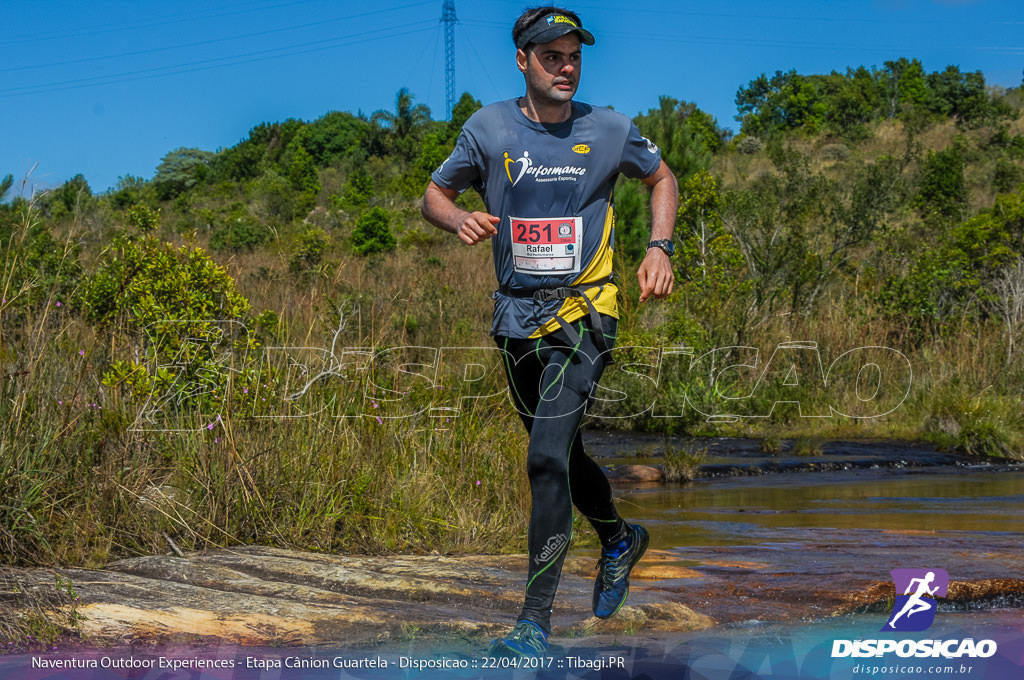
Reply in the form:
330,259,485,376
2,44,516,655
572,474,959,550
288,227,331,279
736,136,763,154
663,443,707,482
82,217,255,411
1,196,82,316
210,216,274,252
821,143,851,161
351,206,397,256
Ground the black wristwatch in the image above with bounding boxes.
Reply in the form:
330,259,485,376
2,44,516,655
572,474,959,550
647,239,675,256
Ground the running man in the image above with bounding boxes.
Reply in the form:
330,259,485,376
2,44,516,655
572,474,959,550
422,6,678,658
888,571,940,629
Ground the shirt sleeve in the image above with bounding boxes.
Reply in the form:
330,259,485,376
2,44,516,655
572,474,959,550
618,120,662,180
431,125,482,193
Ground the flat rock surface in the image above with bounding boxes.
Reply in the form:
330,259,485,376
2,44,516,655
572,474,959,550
13,547,714,647
11,542,1023,649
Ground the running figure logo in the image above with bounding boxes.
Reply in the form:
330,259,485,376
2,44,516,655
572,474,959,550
883,568,949,632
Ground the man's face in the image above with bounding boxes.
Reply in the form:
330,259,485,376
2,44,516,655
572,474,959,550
517,33,582,106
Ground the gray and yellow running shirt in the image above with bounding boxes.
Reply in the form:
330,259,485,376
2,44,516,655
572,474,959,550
432,98,661,339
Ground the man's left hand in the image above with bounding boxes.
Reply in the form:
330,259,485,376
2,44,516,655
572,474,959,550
637,247,674,302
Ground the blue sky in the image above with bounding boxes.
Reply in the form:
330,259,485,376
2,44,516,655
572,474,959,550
2,0,1022,195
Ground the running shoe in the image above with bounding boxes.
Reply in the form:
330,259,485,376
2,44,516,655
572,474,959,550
487,620,549,658
592,523,649,619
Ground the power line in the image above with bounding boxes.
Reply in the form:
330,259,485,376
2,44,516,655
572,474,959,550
2,1,437,75
4,0,323,46
0,22,436,98
457,23,504,103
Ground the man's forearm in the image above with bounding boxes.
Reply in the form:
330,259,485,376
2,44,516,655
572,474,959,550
648,168,678,242
422,181,466,234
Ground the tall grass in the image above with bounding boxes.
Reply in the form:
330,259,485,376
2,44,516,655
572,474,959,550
1,195,532,568
0,300,530,565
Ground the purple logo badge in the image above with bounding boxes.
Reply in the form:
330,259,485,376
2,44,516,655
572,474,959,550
883,568,949,632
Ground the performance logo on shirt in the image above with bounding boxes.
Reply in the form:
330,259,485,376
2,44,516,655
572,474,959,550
504,150,587,186
883,568,949,632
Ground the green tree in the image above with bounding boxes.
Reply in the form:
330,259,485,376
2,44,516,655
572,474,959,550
612,177,650,263
721,148,842,317
370,88,432,161
880,184,1024,334
108,175,147,210
153,148,214,200
249,168,293,222
0,210,82,314
49,174,93,218
736,70,826,137
301,110,370,166
634,97,726,183
418,133,451,179
212,119,305,182
882,58,928,118
617,98,727,262
333,159,375,214
210,206,273,252
818,66,884,135
925,65,991,125
448,91,482,136
84,219,255,410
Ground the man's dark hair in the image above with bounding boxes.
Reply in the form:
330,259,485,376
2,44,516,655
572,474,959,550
512,6,584,52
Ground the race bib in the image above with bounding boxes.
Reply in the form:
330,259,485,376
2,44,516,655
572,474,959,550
509,216,582,275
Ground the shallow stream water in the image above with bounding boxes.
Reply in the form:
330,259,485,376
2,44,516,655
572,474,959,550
588,432,1024,544
586,432,1024,623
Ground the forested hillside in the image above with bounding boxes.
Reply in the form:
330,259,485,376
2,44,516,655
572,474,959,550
2,62,1023,572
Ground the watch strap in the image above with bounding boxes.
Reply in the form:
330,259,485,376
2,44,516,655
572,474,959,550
647,239,674,256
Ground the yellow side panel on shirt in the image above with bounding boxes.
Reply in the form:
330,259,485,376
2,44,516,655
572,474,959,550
530,203,618,339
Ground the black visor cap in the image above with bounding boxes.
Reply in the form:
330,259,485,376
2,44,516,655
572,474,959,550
515,13,595,51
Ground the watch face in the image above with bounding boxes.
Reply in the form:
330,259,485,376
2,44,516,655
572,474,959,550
650,240,674,255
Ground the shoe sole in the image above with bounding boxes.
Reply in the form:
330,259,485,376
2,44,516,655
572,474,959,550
487,638,548,660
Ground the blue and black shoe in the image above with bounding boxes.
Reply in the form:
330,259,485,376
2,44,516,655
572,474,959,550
593,523,649,619
487,620,549,658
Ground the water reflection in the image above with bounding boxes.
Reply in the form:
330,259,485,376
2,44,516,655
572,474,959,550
624,470,1024,547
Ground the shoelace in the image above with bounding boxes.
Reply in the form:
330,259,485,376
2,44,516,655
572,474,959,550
508,623,546,651
597,549,632,589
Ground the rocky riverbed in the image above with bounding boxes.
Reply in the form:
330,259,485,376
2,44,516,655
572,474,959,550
5,436,1024,650
7,541,1024,649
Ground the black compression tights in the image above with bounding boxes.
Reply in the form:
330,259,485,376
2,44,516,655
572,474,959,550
498,317,627,634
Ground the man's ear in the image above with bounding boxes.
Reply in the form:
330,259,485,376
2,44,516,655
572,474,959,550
516,48,528,74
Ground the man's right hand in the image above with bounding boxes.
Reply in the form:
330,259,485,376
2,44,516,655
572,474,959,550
422,180,499,245
456,211,500,245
